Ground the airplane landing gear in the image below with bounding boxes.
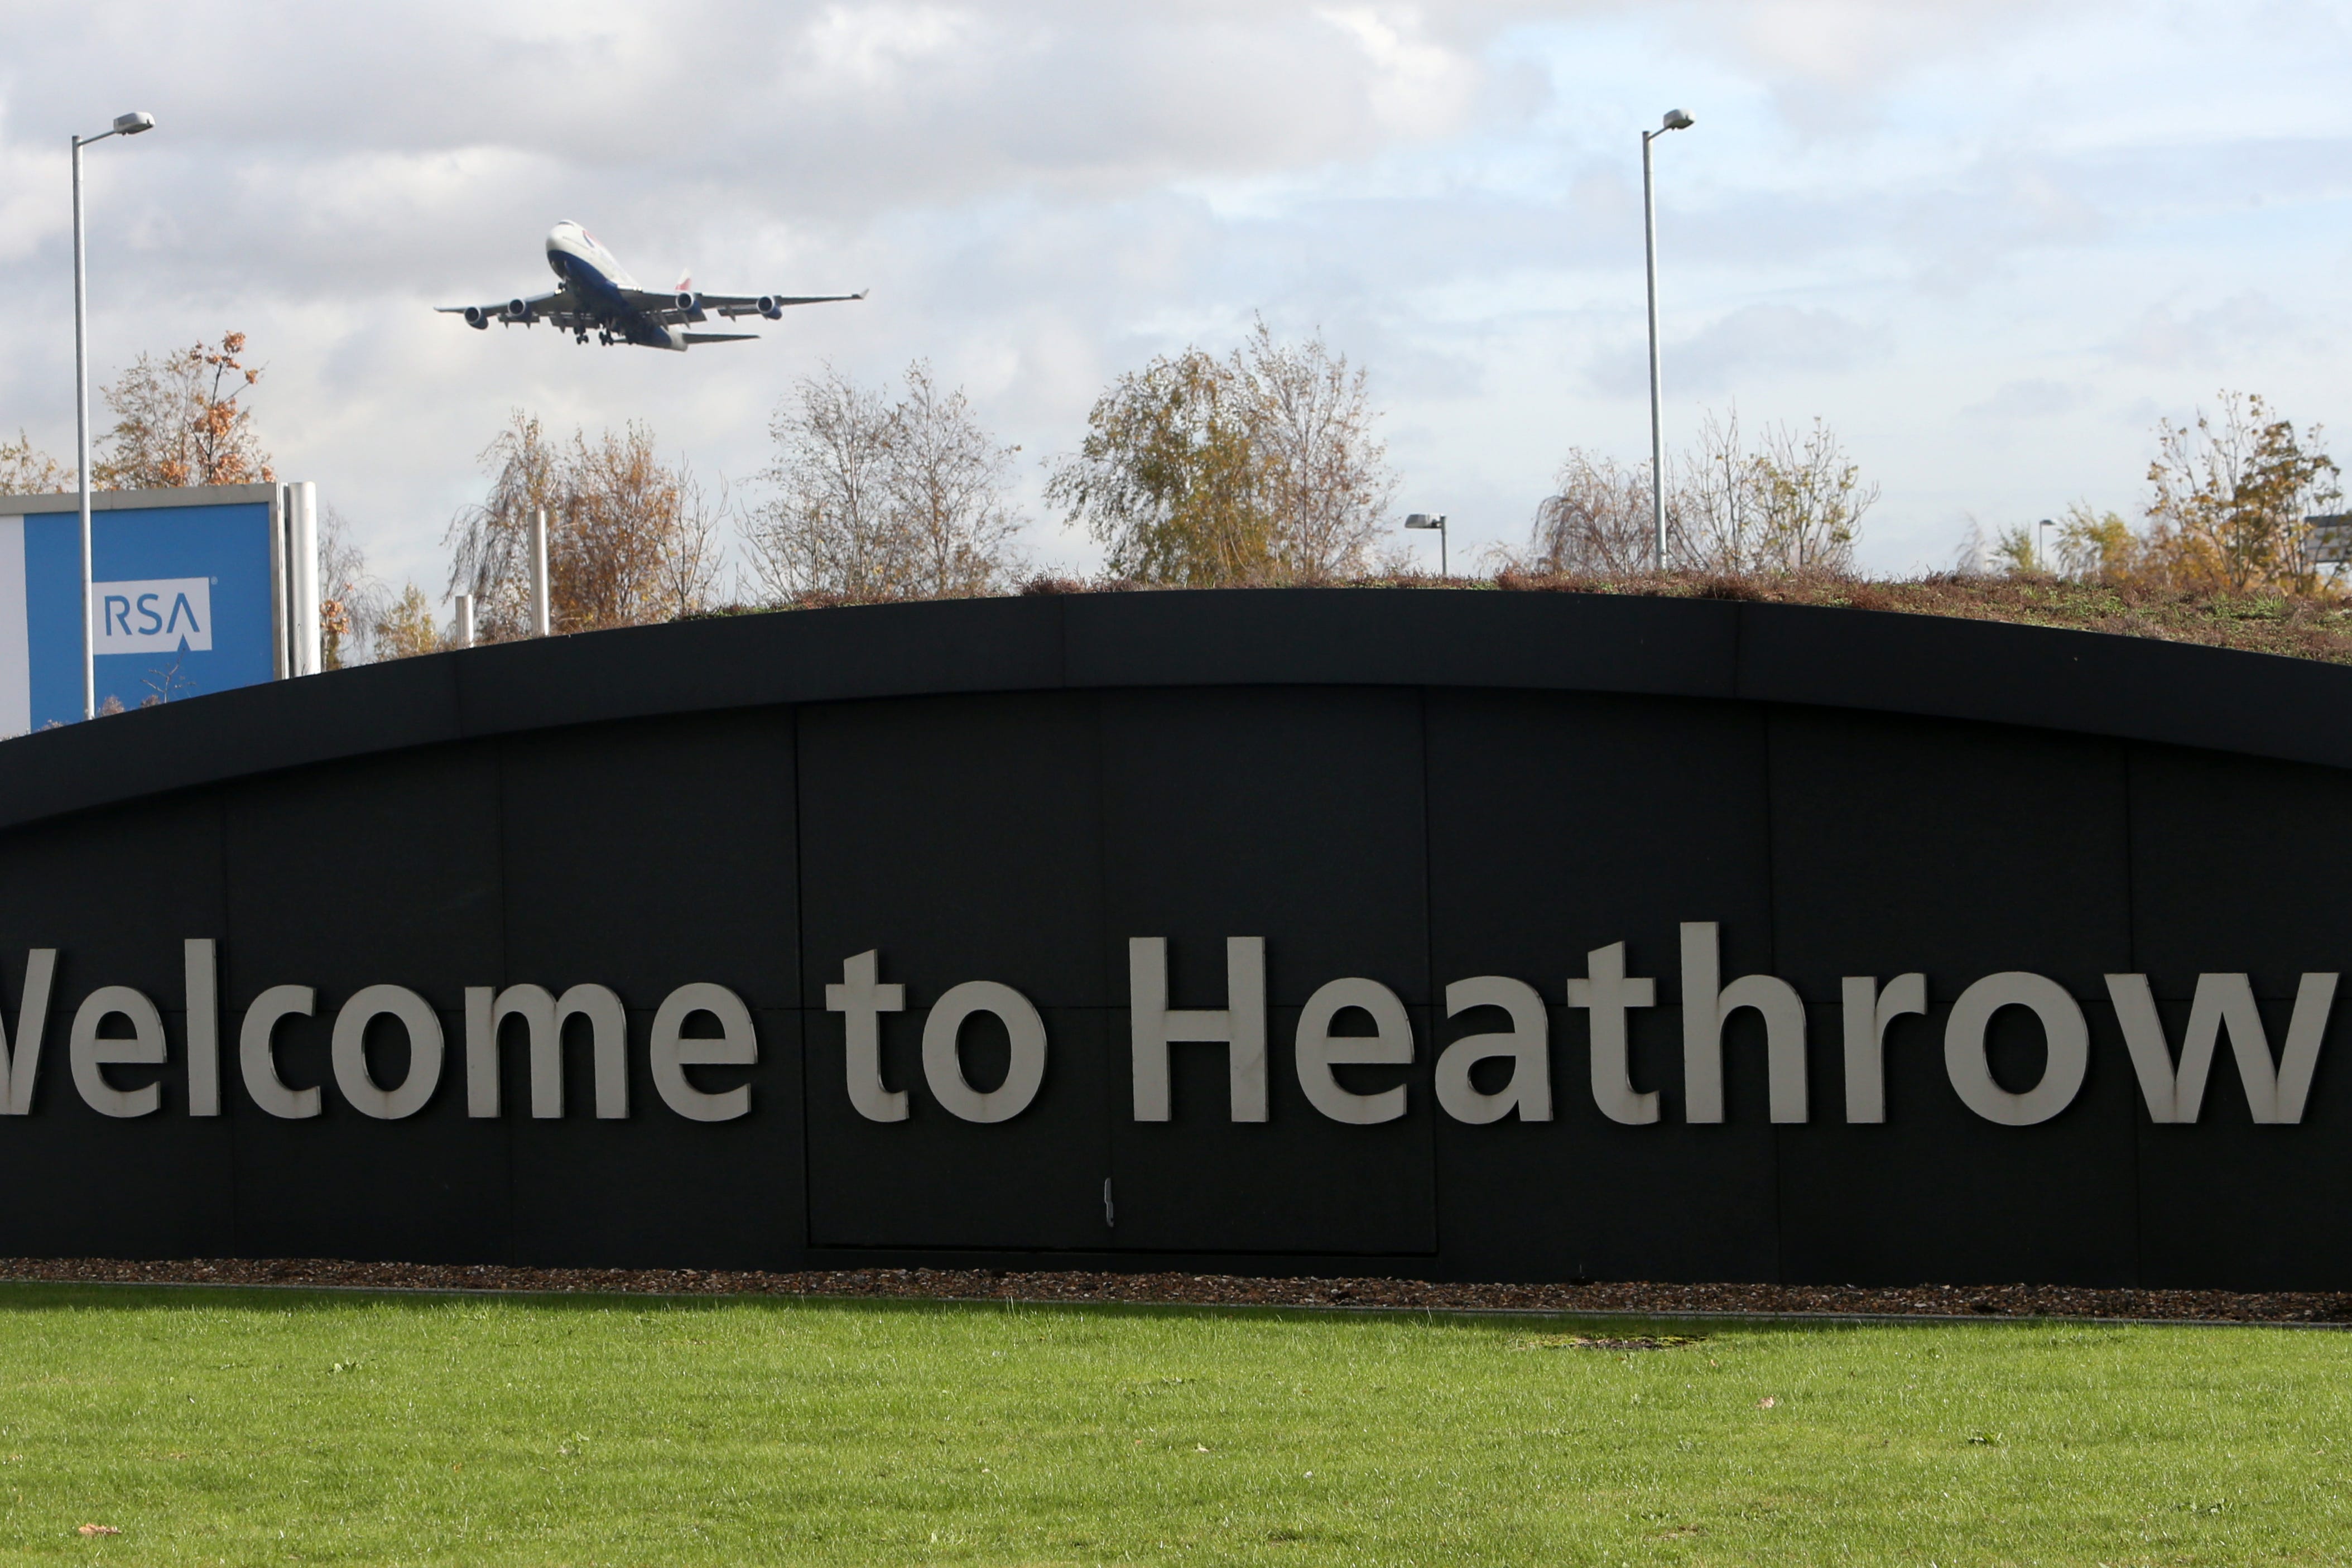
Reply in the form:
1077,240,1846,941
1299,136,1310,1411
574,331,588,345
597,330,614,346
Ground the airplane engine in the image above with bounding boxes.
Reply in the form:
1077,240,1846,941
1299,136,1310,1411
463,306,490,330
758,295,783,320
506,298,532,323
675,291,699,312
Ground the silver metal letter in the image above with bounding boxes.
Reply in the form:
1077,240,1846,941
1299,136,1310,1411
185,939,219,1117
0,949,57,1115
650,982,756,1122
1681,922,1808,1123
331,984,445,1119
464,983,628,1118
239,984,319,1119
1944,972,2088,1126
69,985,165,1118
921,980,1048,1123
1839,973,1926,1123
2106,971,2336,1124
1569,941,1658,1125
825,951,907,1122
1295,977,1412,1125
1128,936,1267,1122
1435,975,1551,1123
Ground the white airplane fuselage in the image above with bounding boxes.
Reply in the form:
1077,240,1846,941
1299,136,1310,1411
544,221,690,350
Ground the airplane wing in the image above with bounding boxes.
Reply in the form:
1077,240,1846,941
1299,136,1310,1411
618,287,868,324
436,289,569,328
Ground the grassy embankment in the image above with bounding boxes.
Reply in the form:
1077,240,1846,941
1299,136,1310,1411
1,1283,2346,1565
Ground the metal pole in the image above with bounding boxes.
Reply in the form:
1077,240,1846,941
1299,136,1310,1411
1643,128,1666,574
290,480,319,675
1439,518,1448,578
455,594,475,649
530,506,550,636
72,133,93,720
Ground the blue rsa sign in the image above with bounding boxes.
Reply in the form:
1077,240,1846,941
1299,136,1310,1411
0,483,316,734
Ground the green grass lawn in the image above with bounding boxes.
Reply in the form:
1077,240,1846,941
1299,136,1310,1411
0,1283,2345,1565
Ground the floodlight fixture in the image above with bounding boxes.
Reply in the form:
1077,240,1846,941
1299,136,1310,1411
1662,109,1694,131
1404,512,1450,576
112,111,156,136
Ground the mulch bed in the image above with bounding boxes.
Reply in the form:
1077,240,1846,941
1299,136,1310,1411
4,1257,2350,1324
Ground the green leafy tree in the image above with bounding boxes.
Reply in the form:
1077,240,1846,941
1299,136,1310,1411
1048,323,1393,587
1050,347,1273,586
372,583,445,660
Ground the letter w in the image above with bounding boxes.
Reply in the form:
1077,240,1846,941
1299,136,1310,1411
2105,972,2337,1124
0,950,56,1114
464,984,629,1118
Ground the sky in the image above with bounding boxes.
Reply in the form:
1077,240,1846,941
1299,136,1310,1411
1,0,2347,597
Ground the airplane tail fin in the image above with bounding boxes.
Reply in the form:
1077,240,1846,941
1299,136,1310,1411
674,272,692,292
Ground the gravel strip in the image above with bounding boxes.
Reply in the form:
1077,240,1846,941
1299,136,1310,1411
5,1257,2351,1324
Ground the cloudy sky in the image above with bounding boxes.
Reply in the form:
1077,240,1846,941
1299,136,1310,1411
1,0,2346,594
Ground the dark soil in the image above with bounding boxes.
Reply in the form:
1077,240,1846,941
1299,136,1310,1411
6,1257,2350,1325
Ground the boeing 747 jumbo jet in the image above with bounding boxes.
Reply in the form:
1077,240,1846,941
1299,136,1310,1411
438,222,865,350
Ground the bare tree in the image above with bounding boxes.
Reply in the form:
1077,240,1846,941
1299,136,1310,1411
1513,450,1659,574
656,470,727,620
95,333,274,489
750,368,902,598
1238,320,1395,580
750,362,1025,599
318,504,388,668
444,411,560,641
886,364,1025,595
1675,410,1874,573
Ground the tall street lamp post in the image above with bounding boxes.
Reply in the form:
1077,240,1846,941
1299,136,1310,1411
1642,108,1694,573
73,109,156,721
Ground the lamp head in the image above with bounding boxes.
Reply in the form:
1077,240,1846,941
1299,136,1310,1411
1661,109,1694,131
1405,513,1445,530
112,111,156,136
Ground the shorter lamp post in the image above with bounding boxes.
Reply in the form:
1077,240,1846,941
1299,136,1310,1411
1405,512,1449,577
2037,517,2056,573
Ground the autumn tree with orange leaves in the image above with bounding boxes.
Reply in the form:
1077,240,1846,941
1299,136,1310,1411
94,332,275,490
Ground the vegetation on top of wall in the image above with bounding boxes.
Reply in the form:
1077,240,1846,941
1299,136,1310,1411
681,567,2352,669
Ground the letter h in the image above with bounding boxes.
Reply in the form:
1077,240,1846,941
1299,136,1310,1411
1129,937,1266,1122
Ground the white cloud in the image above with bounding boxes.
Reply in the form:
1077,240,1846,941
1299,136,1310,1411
0,0,2345,591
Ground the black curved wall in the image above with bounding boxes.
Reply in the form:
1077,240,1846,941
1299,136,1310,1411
3,588,2351,1289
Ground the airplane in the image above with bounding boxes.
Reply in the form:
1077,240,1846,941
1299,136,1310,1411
437,221,865,350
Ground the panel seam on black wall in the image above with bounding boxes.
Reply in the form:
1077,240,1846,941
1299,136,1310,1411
793,703,814,1258
2124,741,2145,1288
